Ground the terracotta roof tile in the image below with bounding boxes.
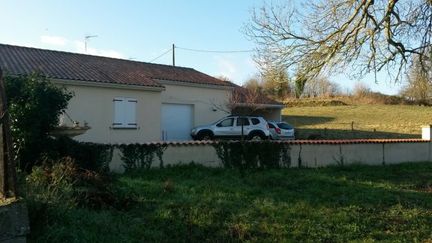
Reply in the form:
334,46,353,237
0,43,235,88
111,139,429,146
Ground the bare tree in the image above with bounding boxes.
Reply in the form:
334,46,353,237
246,0,432,83
244,76,263,94
212,87,269,140
244,69,292,100
400,55,432,103
261,66,292,100
211,86,263,114
294,73,307,98
304,76,341,97
353,81,372,97
227,87,262,112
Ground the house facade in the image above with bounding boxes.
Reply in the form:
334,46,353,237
0,44,283,143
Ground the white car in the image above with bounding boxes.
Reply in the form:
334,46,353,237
268,121,295,140
191,116,270,140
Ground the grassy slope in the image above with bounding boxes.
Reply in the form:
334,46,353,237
283,105,432,139
29,163,432,242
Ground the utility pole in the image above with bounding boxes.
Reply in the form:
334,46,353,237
84,35,98,53
172,44,175,66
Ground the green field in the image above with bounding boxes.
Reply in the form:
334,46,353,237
28,163,432,242
283,104,432,139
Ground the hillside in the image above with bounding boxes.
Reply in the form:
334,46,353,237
282,105,432,139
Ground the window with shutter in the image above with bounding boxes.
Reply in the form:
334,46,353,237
113,97,137,128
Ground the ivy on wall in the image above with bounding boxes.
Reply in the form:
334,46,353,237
47,139,293,173
119,144,167,171
213,141,291,170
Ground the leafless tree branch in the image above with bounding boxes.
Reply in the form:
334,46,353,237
245,0,432,83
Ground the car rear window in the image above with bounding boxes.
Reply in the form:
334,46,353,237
251,118,260,125
268,123,276,129
277,123,293,129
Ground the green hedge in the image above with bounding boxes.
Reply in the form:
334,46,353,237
213,141,291,170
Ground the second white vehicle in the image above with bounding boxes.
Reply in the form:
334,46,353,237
268,121,295,140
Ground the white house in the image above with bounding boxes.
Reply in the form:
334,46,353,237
0,44,283,143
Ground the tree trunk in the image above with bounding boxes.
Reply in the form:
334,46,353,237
0,69,17,199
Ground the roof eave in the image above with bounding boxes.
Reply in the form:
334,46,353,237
51,78,166,92
156,79,235,90
233,103,285,109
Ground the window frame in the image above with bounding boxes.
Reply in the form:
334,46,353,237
112,97,138,129
217,118,234,127
251,118,260,125
236,117,250,127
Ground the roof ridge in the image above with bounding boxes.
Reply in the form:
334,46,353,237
0,43,196,71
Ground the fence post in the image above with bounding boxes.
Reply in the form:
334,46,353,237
351,121,354,131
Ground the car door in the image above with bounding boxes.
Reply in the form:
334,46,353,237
213,118,235,137
233,117,251,137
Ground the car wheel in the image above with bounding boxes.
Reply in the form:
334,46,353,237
248,132,266,141
198,131,213,140
251,135,262,141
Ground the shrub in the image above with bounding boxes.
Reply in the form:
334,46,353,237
213,141,291,171
43,136,114,172
119,143,167,171
4,73,73,171
26,157,78,207
25,156,134,210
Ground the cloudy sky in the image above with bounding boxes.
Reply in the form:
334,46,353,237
0,0,404,94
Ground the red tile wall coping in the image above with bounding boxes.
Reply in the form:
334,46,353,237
111,139,429,146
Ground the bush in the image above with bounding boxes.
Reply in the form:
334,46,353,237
26,157,78,207
43,136,114,172
284,98,347,107
213,141,291,171
25,156,134,210
119,143,167,171
4,73,73,171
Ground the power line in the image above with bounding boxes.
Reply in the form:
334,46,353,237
176,46,254,53
149,45,254,65
148,49,172,63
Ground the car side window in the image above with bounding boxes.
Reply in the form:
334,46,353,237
251,118,260,125
236,118,250,126
217,118,234,127
268,123,275,129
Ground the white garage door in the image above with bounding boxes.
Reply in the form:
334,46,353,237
161,104,194,141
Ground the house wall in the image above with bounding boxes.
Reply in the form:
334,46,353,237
161,82,284,126
160,82,231,126
61,84,162,143
56,80,282,143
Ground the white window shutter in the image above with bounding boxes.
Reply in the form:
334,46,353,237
113,97,137,128
113,98,125,126
126,99,137,126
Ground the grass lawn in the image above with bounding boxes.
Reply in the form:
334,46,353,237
283,104,432,139
28,162,432,242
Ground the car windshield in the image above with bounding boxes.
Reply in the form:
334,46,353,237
277,122,293,129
